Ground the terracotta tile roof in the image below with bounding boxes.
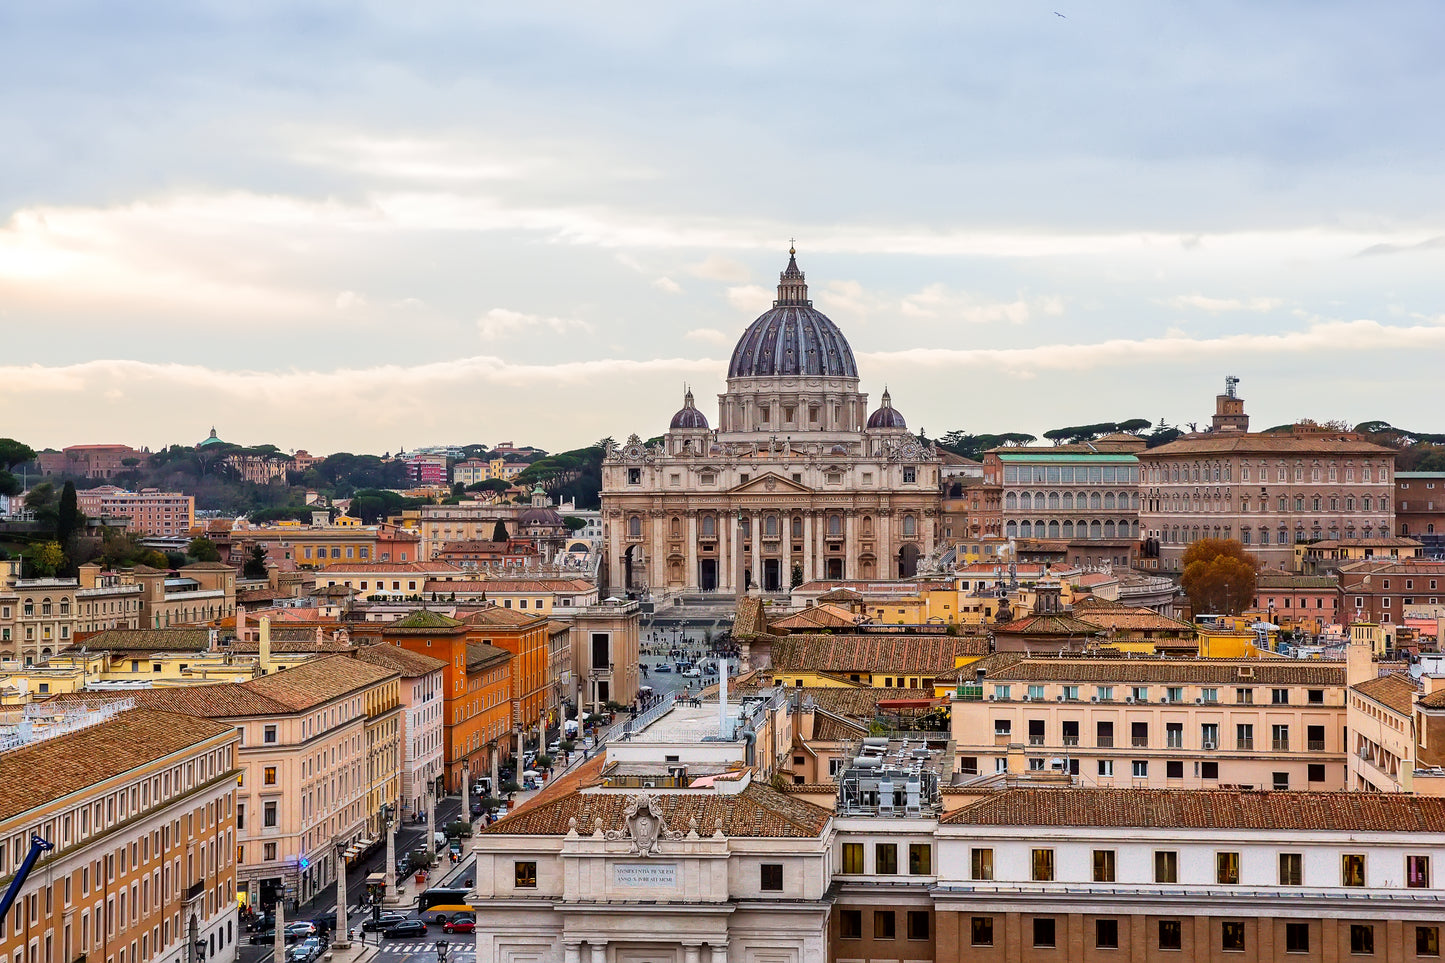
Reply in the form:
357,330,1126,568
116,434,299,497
936,652,1025,682
769,604,859,631
45,685,291,717
1143,433,1397,457
1419,688,1445,709
770,634,987,674
815,588,864,602
318,562,466,574
732,596,767,637
384,610,465,632
229,637,354,654
0,709,234,822
979,656,1344,687
181,561,235,572
1255,574,1340,590
943,788,1445,832
465,642,512,672
462,606,546,628
1069,599,1196,633
355,643,447,677
504,754,608,820
996,613,1105,636
423,578,595,593
1352,673,1418,715
801,687,925,720
81,628,212,652
811,713,867,742
483,782,831,838
240,655,398,710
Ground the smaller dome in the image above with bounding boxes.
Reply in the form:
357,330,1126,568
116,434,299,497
867,388,908,429
198,427,224,447
669,388,710,430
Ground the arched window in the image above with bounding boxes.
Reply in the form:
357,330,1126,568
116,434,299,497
764,516,778,537
1019,492,1032,511
828,515,842,537
1089,521,1102,540
1047,492,1060,510
670,516,681,536
1047,520,1060,539
1089,492,1102,510
1005,521,1018,537
1104,520,1116,538
59,599,70,616
628,516,642,537
1020,521,1032,537
1294,496,1305,512
1429,523,1436,534
1061,520,1074,538
862,516,874,536
792,516,803,538
41,598,52,616
1061,492,1074,510
1005,492,1018,511
701,516,716,537
902,515,917,537
1362,496,1373,512
1103,492,1116,510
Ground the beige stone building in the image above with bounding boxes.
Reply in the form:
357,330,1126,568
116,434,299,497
601,251,941,595
0,705,240,963
0,560,142,663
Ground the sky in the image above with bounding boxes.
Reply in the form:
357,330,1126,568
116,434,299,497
3,2,1444,456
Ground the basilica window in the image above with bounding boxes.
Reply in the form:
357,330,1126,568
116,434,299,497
628,517,642,537
764,516,778,537
1061,492,1073,509
862,517,874,536
792,516,803,538
1047,521,1060,539
627,468,641,485
1103,493,1116,510
1104,521,1116,538
702,516,716,537
670,517,681,536
1020,521,1032,537
1089,492,1102,510
828,515,842,537
1089,521,1102,539
809,406,820,424
902,515,917,537
1005,521,1018,537
903,467,916,483
1061,520,1074,538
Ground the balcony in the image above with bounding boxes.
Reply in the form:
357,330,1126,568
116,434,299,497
1028,736,1045,746
1272,739,1290,752
1096,736,1114,748
1308,740,1326,752
1062,737,1079,747
1237,739,1254,751
1131,737,1149,748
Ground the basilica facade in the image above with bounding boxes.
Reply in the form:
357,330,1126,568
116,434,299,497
601,250,941,596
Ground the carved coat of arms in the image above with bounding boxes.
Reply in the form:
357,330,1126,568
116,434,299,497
604,793,684,857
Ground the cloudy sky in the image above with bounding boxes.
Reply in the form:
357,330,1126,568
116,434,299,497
3,2,1444,455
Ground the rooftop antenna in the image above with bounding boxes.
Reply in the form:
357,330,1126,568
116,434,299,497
1225,375,1239,398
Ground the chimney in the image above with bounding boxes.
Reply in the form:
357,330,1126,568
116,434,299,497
259,616,273,675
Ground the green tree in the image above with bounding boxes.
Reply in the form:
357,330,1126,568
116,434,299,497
1180,539,1259,616
562,516,587,532
0,471,20,497
27,541,66,577
187,537,222,562
243,543,270,580
0,439,36,471
467,479,511,495
492,519,509,542
57,482,82,545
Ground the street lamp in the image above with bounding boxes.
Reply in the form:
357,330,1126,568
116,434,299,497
436,940,451,963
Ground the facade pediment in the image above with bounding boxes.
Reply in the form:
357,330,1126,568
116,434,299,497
726,472,814,496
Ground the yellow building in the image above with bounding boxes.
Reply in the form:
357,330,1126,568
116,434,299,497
768,633,989,692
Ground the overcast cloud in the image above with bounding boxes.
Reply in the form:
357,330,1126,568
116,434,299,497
2,2,1443,453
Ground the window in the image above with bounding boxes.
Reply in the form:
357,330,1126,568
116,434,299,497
1273,772,1290,791
1309,763,1326,783
263,842,277,861
1201,687,1218,703
1167,760,1184,779
1092,850,1116,882
874,911,896,940
1096,919,1119,949
838,910,861,940
1031,848,1054,881
903,467,917,483
514,861,537,888
1272,724,1290,751
1419,926,1441,958
1408,855,1431,888
1034,918,1057,948
1217,852,1239,884
1098,759,1114,777
1286,922,1309,953
262,802,277,828
1350,924,1374,955
263,725,277,744
908,844,932,875
1308,688,1324,704
1202,761,1219,779
971,848,994,881
907,911,930,941
994,719,1011,736
875,843,898,875
760,864,782,891
1132,760,1149,778
1342,854,1365,887
1222,921,1246,952
1272,688,1290,704
1236,687,1253,704
1279,853,1303,886
1159,920,1182,951
1154,850,1178,883
971,917,994,947
263,767,276,786
841,843,863,874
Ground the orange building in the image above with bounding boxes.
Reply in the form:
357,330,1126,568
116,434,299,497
462,606,553,755
383,610,513,793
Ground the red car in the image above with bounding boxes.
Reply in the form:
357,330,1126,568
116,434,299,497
443,918,475,935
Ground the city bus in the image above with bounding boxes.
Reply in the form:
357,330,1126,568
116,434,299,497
416,887,472,924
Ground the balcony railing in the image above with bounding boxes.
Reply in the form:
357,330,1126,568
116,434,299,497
1028,736,1045,746
1238,738,1255,750
1131,737,1149,748
1166,736,1184,749
1096,736,1114,747
1308,740,1326,752
1062,737,1079,747
1272,739,1290,751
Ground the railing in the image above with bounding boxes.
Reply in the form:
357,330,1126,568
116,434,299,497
1096,736,1114,748
1238,739,1255,750
1308,740,1326,752
1062,737,1079,747
1166,737,1184,749
1028,736,1045,746
1131,737,1149,748
1272,739,1290,751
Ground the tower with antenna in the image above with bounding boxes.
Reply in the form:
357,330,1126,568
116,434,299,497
1212,376,1249,432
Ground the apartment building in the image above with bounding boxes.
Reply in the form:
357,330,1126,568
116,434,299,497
48,655,402,908
0,705,240,963
0,560,142,663
74,486,195,537
1338,558,1445,625
222,517,421,570
463,606,553,752
312,561,471,600
36,444,142,480
1397,472,1445,552
124,563,237,629
951,655,1347,789
353,643,446,817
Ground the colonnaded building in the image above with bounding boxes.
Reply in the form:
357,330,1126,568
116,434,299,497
601,250,941,596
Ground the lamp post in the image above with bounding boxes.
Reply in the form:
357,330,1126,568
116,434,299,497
331,838,351,950
436,940,452,963
382,804,399,906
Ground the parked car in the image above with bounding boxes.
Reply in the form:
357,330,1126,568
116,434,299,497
682,667,701,678
382,920,429,939
361,913,408,933
442,917,475,935
547,740,561,754
285,922,316,941
248,912,275,933
249,929,277,946
653,663,672,673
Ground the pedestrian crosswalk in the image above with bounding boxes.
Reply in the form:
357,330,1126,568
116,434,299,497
376,943,475,956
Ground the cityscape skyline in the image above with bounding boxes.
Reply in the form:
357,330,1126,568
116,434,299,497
4,3,1445,453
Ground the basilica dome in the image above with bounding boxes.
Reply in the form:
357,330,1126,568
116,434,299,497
866,389,908,429
669,388,710,430
727,249,858,380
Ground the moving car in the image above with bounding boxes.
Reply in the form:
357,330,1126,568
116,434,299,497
289,938,325,962
653,663,672,673
284,922,317,941
382,920,429,939
249,929,278,946
442,917,475,934
361,913,408,933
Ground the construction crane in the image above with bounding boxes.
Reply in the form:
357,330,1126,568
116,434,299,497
0,835,54,922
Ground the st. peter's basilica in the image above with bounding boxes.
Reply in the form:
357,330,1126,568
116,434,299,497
600,249,941,595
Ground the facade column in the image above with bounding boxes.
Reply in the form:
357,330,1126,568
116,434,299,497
844,512,858,579
650,511,665,592
330,844,349,949
563,943,581,963
750,512,762,592
588,942,607,963
709,944,728,963
923,509,936,561
683,945,701,963
728,514,740,592
802,512,814,584
686,513,699,591
781,512,793,591
878,511,892,581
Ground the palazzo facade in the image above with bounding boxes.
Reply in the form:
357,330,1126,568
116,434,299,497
601,250,941,596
